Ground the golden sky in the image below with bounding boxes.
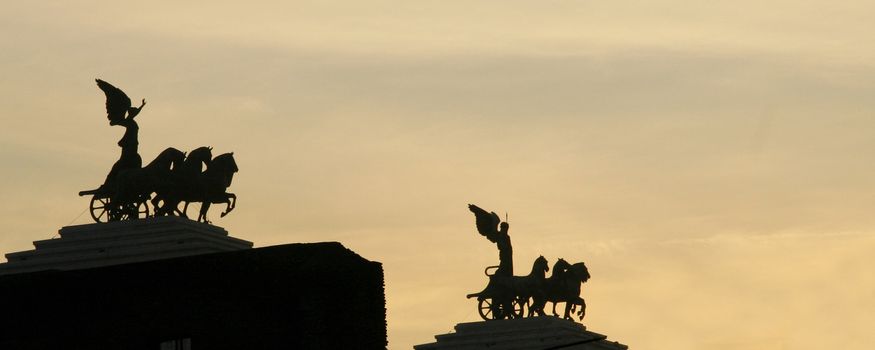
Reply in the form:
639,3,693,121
2,1,874,349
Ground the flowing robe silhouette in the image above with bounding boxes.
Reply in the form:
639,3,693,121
487,223,513,277
102,116,142,188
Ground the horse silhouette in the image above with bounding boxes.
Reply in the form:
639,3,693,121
109,147,186,219
514,255,549,317
152,146,211,217
153,149,237,223
533,258,591,320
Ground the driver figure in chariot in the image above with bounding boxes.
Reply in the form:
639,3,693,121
487,221,512,277
469,204,516,318
469,204,513,277
96,79,146,191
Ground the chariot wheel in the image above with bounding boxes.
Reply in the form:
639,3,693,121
89,195,150,223
477,297,525,320
89,196,112,223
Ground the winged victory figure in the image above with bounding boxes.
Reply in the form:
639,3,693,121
96,79,147,189
469,204,513,277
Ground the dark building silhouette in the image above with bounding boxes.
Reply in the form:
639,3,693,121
0,219,386,349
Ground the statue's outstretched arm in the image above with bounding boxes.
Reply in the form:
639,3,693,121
135,99,147,115
127,99,147,120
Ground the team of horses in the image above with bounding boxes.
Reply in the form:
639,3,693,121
477,256,591,321
111,146,238,223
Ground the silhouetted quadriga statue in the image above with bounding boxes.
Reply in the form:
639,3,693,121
78,79,238,224
466,204,591,322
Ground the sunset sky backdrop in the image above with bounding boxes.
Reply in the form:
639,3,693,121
2,1,874,349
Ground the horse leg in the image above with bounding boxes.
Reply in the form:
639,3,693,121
181,201,191,219
197,200,210,224
493,298,506,319
531,292,548,317
199,202,211,224
552,301,560,317
578,298,586,320
220,193,236,217
564,302,573,320
519,297,530,318
155,196,174,217
502,297,515,319
171,200,183,216
530,297,545,317
151,195,163,215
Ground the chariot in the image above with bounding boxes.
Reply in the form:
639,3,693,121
466,265,527,320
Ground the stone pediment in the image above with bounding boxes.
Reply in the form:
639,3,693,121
0,216,252,276
415,317,628,350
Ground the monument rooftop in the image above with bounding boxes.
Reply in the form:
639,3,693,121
0,216,252,276
415,317,627,350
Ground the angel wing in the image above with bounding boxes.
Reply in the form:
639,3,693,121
468,204,501,237
96,79,131,124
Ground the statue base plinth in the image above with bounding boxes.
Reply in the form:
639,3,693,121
0,216,252,276
414,317,628,350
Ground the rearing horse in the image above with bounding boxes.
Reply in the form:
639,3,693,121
545,258,590,320
189,152,238,223
152,146,212,217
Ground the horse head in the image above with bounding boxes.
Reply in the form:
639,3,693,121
207,152,238,188
163,147,186,169
554,258,570,272
536,255,549,273
526,255,549,279
183,146,213,173
210,153,238,172
188,146,212,163
570,262,591,283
